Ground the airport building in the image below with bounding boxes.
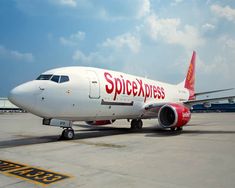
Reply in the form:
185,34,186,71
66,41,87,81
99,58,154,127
0,98,24,112
191,103,235,112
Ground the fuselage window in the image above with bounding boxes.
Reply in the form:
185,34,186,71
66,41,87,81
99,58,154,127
36,74,53,80
60,76,70,83
51,75,60,83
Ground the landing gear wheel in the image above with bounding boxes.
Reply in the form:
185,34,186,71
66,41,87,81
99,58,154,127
131,119,143,130
62,128,75,140
131,119,137,129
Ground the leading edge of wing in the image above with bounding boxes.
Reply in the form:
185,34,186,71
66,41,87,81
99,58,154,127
184,95,235,106
195,88,235,96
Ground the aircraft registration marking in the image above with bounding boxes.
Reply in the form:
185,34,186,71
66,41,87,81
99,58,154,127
0,159,71,186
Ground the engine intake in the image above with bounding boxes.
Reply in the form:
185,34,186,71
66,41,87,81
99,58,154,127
158,103,191,128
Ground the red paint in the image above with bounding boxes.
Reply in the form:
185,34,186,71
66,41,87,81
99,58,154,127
126,80,132,95
104,72,165,102
161,87,165,99
104,72,114,94
168,103,191,127
185,51,196,100
86,120,115,126
114,77,122,100
132,81,138,96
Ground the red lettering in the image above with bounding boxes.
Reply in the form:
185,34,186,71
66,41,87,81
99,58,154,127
121,75,126,94
126,80,132,95
104,72,165,102
153,86,158,98
157,86,161,99
136,79,144,97
132,81,138,96
144,84,150,102
149,85,153,98
161,87,165,99
114,78,122,100
104,72,114,94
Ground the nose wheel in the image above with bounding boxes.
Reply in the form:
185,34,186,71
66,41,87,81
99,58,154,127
61,128,75,140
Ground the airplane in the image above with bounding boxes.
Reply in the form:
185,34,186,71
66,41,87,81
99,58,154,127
8,51,235,140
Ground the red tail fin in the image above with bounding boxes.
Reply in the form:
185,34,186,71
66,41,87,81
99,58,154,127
185,51,196,100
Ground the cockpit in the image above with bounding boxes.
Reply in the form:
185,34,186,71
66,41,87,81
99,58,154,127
36,74,70,83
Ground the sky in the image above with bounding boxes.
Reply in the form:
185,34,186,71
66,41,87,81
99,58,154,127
0,0,235,97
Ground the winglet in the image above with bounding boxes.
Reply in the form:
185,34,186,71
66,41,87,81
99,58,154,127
184,51,196,100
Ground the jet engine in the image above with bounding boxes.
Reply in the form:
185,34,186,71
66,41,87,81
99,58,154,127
86,120,116,126
158,103,191,128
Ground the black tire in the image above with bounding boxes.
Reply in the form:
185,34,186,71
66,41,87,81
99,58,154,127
131,119,143,130
62,129,75,140
176,127,183,131
131,119,138,129
137,120,143,129
61,129,66,138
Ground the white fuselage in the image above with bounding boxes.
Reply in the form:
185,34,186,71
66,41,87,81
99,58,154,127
9,67,190,121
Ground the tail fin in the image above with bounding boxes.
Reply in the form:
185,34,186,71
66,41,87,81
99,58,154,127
184,51,196,100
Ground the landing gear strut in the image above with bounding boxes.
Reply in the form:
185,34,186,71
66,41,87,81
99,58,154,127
130,119,143,130
61,128,75,140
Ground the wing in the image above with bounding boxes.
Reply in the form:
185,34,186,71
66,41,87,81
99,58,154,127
142,102,166,117
184,95,235,106
143,95,235,113
144,102,166,110
195,88,234,97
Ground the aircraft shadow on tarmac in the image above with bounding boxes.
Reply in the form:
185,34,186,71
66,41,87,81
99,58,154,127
1,125,235,149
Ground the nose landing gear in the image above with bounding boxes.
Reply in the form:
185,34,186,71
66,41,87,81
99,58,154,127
42,118,75,140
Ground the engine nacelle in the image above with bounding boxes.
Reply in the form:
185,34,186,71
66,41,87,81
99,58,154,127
85,120,116,126
158,103,191,128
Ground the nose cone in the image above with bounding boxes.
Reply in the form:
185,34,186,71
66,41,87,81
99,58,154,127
8,82,36,111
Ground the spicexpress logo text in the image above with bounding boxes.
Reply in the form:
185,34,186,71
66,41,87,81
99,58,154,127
104,72,165,102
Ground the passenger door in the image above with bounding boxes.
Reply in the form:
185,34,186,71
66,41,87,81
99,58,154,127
87,71,100,99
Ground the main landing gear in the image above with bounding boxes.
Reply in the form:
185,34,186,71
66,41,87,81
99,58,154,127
61,128,75,140
130,119,143,130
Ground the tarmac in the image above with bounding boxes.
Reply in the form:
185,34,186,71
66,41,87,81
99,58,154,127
0,113,235,188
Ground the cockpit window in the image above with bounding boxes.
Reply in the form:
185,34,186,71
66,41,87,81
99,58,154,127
60,76,69,83
51,75,60,83
36,74,69,83
36,74,53,80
